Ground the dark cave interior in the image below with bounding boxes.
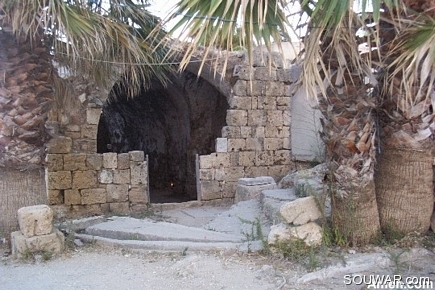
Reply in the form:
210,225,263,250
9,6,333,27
97,71,228,203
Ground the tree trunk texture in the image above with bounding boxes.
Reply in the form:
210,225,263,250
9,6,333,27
375,148,433,234
0,168,47,243
319,86,381,245
0,30,54,169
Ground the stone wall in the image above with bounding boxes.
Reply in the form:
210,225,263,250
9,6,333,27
198,52,297,201
46,137,148,218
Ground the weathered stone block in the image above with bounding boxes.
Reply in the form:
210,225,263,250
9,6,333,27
113,169,130,184
227,138,246,152
268,165,291,181
226,110,247,126
11,229,65,259
266,82,284,96
72,170,97,189
99,169,113,184
224,167,245,182
280,196,322,225
229,96,252,110
117,153,130,169
277,96,290,107
64,154,87,171
17,205,53,238
47,171,72,190
81,188,106,205
255,151,275,166
103,152,117,169
222,181,238,198
221,126,241,138
200,180,223,200
246,137,264,151
244,166,269,177
199,168,214,180
86,108,101,125
240,126,253,138
214,153,231,168
48,190,63,205
236,178,277,202
274,150,292,165
215,138,228,153
232,80,247,96
45,154,63,171
248,110,266,126
106,184,129,202
265,126,290,138
254,67,277,81
233,65,254,80
129,150,144,162
65,189,81,205
131,161,147,185
257,96,277,110
214,167,225,181
200,155,214,169
255,126,265,138
266,110,283,127
267,222,322,247
238,151,256,167
86,154,102,170
129,186,148,203
251,96,258,109
109,202,130,214
264,138,283,150
130,203,148,213
47,137,72,154
81,125,98,139
247,81,266,95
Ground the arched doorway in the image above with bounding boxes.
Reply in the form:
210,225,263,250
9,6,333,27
97,71,229,203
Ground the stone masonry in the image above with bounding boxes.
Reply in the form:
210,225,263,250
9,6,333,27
198,51,295,200
46,139,149,218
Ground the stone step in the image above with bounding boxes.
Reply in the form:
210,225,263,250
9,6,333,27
260,188,298,224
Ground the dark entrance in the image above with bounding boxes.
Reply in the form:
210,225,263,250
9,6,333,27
97,71,228,203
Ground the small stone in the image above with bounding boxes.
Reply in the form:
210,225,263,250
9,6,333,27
74,238,84,247
17,205,54,238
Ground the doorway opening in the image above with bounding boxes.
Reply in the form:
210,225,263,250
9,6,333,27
97,71,229,203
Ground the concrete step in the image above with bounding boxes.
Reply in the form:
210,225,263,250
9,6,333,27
260,188,298,224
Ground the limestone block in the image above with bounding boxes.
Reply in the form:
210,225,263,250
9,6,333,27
214,153,231,168
224,167,245,182
72,170,97,189
131,161,147,185
222,182,238,198
129,150,144,162
248,110,266,126
215,168,225,181
244,166,269,177
240,126,253,138
113,169,130,184
254,67,277,81
266,110,283,127
251,96,258,109
215,138,228,153
86,154,102,170
103,152,117,169
200,180,222,200
199,168,214,180
81,188,106,205
117,153,130,169
75,139,97,153
106,184,129,202
276,96,290,107
66,124,80,132
268,165,291,181
265,126,290,138
64,131,81,139
130,203,148,213
45,154,63,171
17,205,54,238
279,196,322,225
238,152,255,167
233,65,253,80
200,155,214,169
265,82,284,96
283,110,291,126
277,68,291,82
264,138,283,150
11,229,65,259
64,154,87,171
221,126,241,138
232,80,247,96
257,96,277,110
47,190,63,205
255,127,265,138
274,150,292,165
267,222,322,246
247,81,266,95
227,138,246,152
65,189,81,205
129,186,148,203
86,108,101,125
226,110,248,126
245,137,263,151
109,202,130,214
81,125,98,139
236,178,277,203
229,96,252,110
99,169,113,184
46,137,72,154
47,171,72,190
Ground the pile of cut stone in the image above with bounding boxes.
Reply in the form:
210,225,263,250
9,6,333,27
11,205,64,259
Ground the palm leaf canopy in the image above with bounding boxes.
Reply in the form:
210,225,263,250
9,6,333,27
0,0,172,92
